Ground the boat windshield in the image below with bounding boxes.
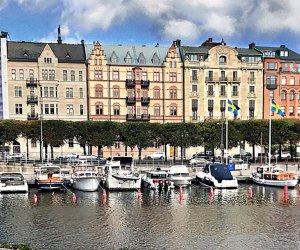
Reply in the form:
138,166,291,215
209,164,233,182
41,167,60,174
1,173,23,181
149,173,167,179
171,173,189,177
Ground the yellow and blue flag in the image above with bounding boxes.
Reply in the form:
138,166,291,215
227,99,240,115
271,99,284,116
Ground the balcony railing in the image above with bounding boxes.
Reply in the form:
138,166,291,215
247,92,256,98
141,80,150,88
248,78,256,84
232,91,239,97
205,77,214,82
141,114,150,121
141,97,150,105
27,95,38,105
125,79,136,88
27,113,38,120
126,114,150,121
266,83,278,90
126,97,136,105
219,92,227,97
26,78,38,88
207,91,214,97
219,77,228,82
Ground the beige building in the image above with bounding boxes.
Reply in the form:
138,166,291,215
85,40,183,156
4,29,87,158
180,38,264,122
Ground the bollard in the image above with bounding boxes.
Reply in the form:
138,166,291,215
210,186,214,197
284,184,288,202
137,189,141,203
286,164,288,171
248,187,253,200
102,190,107,204
179,186,183,201
33,194,38,204
72,193,76,204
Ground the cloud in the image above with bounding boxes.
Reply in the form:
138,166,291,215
163,19,200,41
16,0,59,11
0,0,9,11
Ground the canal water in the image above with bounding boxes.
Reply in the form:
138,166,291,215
0,184,300,250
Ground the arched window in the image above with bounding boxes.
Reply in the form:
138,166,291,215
281,90,286,100
219,56,227,64
169,86,177,99
95,102,103,115
290,90,295,100
110,51,118,63
138,53,146,64
154,104,160,116
112,85,120,98
95,84,103,97
124,52,132,64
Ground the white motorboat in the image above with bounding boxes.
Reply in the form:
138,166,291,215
168,165,192,187
252,166,298,188
142,168,174,190
0,172,28,193
70,166,101,191
196,163,238,189
35,164,64,190
103,156,141,191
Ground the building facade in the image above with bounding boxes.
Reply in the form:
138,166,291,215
180,38,264,122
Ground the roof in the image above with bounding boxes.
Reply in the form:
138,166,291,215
255,45,300,60
85,44,177,66
7,41,86,63
236,48,262,56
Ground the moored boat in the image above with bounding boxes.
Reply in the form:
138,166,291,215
70,165,101,191
0,172,28,193
168,165,191,187
35,164,64,190
196,163,238,189
252,166,298,188
142,168,174,190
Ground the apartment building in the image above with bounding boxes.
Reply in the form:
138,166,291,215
180,38,264,122
2,28,87,157
255,45,300,119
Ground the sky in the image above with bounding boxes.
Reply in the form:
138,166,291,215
1,0,300,51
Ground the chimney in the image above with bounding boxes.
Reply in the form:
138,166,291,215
208,38,213,42
176,39,181,47
57,25,62,44
81,40,84,45
1,31,8,38
249,42,255,49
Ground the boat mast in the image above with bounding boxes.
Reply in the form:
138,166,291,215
268,97,272,167
225,117,228,166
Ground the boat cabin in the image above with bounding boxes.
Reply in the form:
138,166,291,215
256,166,295,180
0,173,24,184
205,164,234,182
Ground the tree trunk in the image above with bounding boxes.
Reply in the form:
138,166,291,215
44,143,48,161
164,144,167,162
81,144,86,155
180,145,183,163
125,145,128,156
50,145,54,160
252,144,255,163
138,147,142,161
97,145,102,157
26,138,29,160
173,146,176,163
290,143,293,160
279,144,282,161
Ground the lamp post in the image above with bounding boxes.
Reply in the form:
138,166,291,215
217,122,224,163
39,83,43,164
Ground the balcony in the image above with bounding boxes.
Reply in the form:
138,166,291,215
191,76,198,82
248,78,256,84
26,78,38,88
190,92,200,98
141,80,150,88
27,113,38,120
27,95,38,105
266,83,278,90
141,97,150,105
126,114,150,121
247,92,256,98
232,91,239,97
207,91,214,97
205,77,215,82
126,97,136,105
219,92,227,97
125,79,135,88
230,77,241,83
219,77,228,82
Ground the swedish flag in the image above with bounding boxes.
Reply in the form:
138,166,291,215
227,99,240,115
271,99,284,116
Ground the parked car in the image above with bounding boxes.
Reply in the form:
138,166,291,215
217,152,232,160
4,153,25,161
275,151,291,159
146,152,165,160
232,152,253,162
188,157,209,167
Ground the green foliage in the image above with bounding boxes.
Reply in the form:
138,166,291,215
0,242,36,250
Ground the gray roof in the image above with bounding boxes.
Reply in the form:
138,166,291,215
85,44,178,66
255,45,300,60
7,41,86,63
236,48,262,56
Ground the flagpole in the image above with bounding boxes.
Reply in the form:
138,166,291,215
226,100,229,166
268,97,272,167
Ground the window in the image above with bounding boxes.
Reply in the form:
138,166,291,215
189,54,198,61
42,69,48,80
192,99,198,111
270,91,274,99
208,99,214,108
49,87,54,97
95,85,103,97
66,104,74,115
127,89,134,97
115,142,120,149
219,56,227,64
56,104,59,114
154,104,160,116
290,76,295,85
280,51,288,57
250,72,255,81
127,71,132,80
281,106,285,115
113,71,119,80
208,71,213,80
124,52,132,63
142,72,147,80
113,104,120,115
63,70,67,81
153,72,159,81
192,70,198,81
127,106,133,115
68,139,74,148
233,71,237,81
71,70,75,81
113,86,119,98
19,69,24,80
95,103,103,115
49,70,55,80
249,100,255,110
44,104,49,114
44,57,52,63
170,104,177,116
94,70,102,80
66,88,73,98
289,106,294,116
79,88,84,99
80,104,84,115
290,91,295,100
266,75,277,86
220,71,226,80
138,53,146,64
207,85,214,96
169,87,177,99
110,52,118,63
249,86,255,93
152,54,160,65
170,72,177,82
50,104,55,114
281,91,286,100
232,85,238,96
29,69,34,78
44,87,49,97
267,63,277,70
31,141,37,148
220,85,226,95
79,71,83,81
298,91,300,100
15,104,22,114
192,84,198,92
11,69,16,80
281,76,286,85
14,86,22,97
153,87,160,99
298,107,300,115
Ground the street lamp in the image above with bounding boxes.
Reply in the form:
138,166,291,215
38,83,43,164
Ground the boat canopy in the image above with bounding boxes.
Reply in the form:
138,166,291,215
208,164,233,182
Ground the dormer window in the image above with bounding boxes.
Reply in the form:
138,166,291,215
124,52,132,64
152,53,160,65
138,53,146,64
219,56,227,64
189,54,198,61
65,53,71,59
280,51,288,57
110,52,118,63
44,57,52,63
23,51,28,57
